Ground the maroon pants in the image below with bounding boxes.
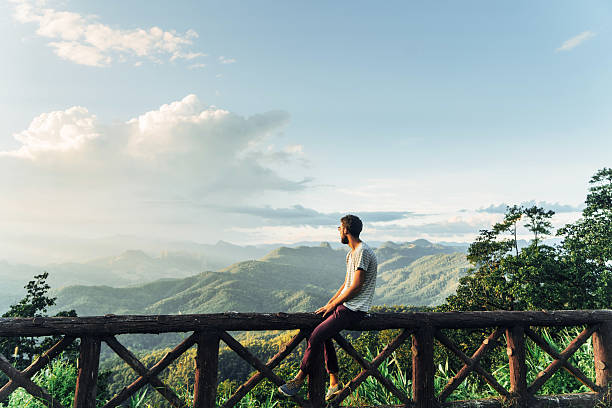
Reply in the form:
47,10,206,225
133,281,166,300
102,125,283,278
300,304,365,374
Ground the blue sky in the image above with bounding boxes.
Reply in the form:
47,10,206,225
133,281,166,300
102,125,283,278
0,0,610,259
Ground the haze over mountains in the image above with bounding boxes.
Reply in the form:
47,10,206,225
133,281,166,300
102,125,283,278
27,239,470,316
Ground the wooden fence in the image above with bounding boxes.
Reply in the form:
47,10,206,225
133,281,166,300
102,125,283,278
0,310,610,407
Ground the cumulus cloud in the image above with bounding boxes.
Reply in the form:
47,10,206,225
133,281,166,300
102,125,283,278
10,0,205,66
1,106,99,159
477,201,583,214
0,95,307,238
219,205,417,226
556,31,595,52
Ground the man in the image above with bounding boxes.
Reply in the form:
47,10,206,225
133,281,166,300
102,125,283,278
278,214,378,401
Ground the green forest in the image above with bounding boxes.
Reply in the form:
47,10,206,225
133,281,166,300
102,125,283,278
1,168,611,407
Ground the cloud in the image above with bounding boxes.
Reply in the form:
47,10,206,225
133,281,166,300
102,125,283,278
219,205,417,226
0,95,307,236
218,56,237,64
10,0,205,66
1,106,99,159
556,31,595,52
189,63,206,70
477,200,583,214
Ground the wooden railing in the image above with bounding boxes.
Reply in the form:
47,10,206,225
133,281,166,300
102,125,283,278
0,310,610,407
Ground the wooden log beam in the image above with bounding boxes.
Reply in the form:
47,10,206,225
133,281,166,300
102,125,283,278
0,352,66,408
524,327,600,392
333,333,411,405
0,310,610,336
436,328,508,401
506,326,530,407
74,336,101,408
221,330,306,408
592,321,612,393
102,333,197,408
103,336,188,408
413,326,436,408
330,329,413,407
0,335,75,400
218,331,309,407
194,331,220,408
528,324,600,395
307,333,326,408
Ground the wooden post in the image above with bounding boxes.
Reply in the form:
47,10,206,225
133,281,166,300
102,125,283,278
307,342,326,408
506,326,529,407
412,325,435,408
593,321,612,395
73,337,101,408
193,331,220,408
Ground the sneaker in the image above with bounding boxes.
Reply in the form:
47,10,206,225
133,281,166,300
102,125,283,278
325,384,342,401
278,379,303,397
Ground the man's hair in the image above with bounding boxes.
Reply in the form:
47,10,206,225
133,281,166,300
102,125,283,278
341,214,363,238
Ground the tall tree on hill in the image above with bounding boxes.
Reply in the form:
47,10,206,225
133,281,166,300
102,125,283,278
442,168,611,312
557,167,612,309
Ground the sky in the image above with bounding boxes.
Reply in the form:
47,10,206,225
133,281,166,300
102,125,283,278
1,0,610,261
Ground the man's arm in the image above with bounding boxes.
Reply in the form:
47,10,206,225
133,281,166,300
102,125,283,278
327,276,348,304
317,269,365,316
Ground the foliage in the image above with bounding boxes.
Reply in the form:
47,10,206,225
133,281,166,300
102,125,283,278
558,167,612,309
0,273,78,372
442,168,612,313
0,354,110,408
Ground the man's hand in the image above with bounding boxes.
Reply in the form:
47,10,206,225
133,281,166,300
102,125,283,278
315,302,336,318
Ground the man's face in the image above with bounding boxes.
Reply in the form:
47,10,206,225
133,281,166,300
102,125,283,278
338,224,349,244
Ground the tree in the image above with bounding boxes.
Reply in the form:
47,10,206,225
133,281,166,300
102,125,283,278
557,167,612,309
0,273,77,371
443,168,612,313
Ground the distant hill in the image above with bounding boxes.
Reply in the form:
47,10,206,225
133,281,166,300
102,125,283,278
0,241,275,311
51,240,469,316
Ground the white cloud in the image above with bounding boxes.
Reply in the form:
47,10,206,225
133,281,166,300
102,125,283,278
10,0,205,67
218,56,237,64
188,63,206,70
0,95,308,240
556,31,595,52
1,106,99,159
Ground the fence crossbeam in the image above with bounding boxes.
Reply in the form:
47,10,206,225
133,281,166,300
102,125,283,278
524,327,600,393
0,352,66,408
527,324,600,395
102,333,196,408
435,329,510,399
219,331,309,407
221,330,306,408
436,327,505,402
330,328,413,407
0,335,74,400
103,335,188,408
333,333,411,405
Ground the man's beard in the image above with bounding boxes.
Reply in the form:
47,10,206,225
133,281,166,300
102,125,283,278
341,235,349,244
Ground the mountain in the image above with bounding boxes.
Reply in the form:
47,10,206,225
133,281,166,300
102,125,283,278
51,240,469,316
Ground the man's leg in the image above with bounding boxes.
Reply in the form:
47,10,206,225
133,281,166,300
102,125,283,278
324,338,339,378
279,305,364,396
299,306,348,375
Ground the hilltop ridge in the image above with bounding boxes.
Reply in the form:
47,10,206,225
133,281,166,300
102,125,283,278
50,240,469,316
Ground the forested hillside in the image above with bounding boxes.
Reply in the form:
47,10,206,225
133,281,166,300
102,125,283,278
51,240,468,316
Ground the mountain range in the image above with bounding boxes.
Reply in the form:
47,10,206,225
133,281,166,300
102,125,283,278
47,240,470,316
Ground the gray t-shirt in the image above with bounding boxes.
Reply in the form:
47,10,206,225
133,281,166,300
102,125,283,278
342,242,378,312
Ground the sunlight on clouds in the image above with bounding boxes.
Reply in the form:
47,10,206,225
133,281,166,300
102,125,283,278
10,0,205,67
0,95,306,240
0,106,99,159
